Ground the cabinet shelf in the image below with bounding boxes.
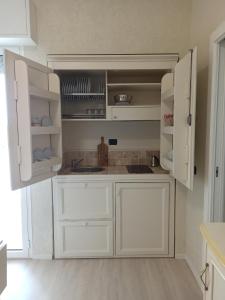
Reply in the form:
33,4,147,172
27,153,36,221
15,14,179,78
163,126,174,135
161,88,174,102
31,126,61,135
107,83,161,90
64,93,105,96
62,118,107,122
32,157,61,173
109,104,160,108
30,86,60,102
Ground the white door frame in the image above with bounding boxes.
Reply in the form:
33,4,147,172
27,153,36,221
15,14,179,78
204,21,225,222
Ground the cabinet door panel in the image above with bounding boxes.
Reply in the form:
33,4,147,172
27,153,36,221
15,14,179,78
205,249,225,300
111,106,160,120
54,221,113,258
4,50,62,190
116,182,171,256
173,48,197,190
54,182,113,220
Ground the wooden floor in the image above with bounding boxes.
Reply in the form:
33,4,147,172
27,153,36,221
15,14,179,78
1,258,202,300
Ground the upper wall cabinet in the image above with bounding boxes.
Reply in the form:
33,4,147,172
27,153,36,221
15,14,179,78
48,54,178,121
106,70,163,121
0,0,37,46
4,50,62,190
4,51,196,191
160,48,197,190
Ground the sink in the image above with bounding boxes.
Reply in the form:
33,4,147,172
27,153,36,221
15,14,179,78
71,166,105,173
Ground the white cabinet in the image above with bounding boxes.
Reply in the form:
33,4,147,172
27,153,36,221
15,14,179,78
50,53,197,190
106,71,163,121
110,105,160,121
55,221,113,258
4,51,196,191
4,50,62,190
48,55,178,121
0,0,37,46
0,242,7,295
115,182,174,257
53,182,113,220
160,48,197,190
200,224,225,300
202,248,225,300
53,181,113,258
53,178,175,258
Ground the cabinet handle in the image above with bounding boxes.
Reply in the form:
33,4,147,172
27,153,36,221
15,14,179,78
200,263,209,291
113,115,117,119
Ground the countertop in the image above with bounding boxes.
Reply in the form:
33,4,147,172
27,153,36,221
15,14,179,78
58,165,168,175
56,165,171,181
200,223,225,266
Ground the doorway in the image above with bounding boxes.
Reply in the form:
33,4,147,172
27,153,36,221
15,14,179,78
212,39,225,221
206,22,225,222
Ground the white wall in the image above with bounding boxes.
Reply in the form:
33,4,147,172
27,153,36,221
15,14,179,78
62,121,160,151
24,0,193,259
185,0,225,282
27,0,191,56
29,179,53,259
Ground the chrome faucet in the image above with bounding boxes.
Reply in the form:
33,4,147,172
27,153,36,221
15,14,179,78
71,159,84,169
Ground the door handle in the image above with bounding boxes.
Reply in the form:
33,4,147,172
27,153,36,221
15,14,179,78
200,263,209,291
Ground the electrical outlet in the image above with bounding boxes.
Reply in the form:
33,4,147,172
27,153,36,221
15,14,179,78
108,139,118,145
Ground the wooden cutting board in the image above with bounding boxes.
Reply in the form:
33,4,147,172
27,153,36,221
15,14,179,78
97,136,108,166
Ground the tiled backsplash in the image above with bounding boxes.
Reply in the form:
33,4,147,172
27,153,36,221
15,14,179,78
63,150,160,167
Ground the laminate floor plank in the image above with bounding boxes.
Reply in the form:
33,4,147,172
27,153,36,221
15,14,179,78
0,258,202,300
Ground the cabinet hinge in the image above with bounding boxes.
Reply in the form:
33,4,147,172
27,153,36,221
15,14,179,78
13,80,18,100
216,166,219,177
194,166,197,175
17,145,22,164
187,114,192,126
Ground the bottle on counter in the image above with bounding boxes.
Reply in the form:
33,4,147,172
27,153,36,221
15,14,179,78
97,136,108,166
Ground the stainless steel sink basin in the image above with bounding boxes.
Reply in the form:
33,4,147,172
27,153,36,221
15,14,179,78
71,166,104,173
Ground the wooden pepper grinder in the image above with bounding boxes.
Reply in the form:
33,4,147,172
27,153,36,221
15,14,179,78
98,136,108,166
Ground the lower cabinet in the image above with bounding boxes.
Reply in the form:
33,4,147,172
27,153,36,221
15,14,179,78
53,179,174,258
116,182,172,256
203,247,225,300
55,221,113,258
53,181,113,258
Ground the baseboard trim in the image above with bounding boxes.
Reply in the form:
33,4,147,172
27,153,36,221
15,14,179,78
184,255,202,291
31,254,53,260
175,253,202,291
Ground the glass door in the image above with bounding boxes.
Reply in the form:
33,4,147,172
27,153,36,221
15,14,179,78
0,55,29,257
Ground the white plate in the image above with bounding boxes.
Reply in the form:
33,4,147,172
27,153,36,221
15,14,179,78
33,148,44,162
43,147,53,159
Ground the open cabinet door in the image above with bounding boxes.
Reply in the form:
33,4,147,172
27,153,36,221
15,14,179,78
4,50,62,190
173,48,197,190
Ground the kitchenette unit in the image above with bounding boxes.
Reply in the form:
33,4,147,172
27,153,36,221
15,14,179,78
3,49,197,258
